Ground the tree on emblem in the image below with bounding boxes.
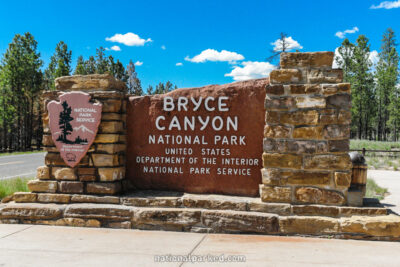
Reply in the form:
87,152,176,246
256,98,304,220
57,101,74,144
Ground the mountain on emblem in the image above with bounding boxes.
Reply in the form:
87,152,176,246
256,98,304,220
73,125,95,134
48,92,102,167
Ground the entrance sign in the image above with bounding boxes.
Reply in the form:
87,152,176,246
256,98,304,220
126,80,267,196
48,92,102,167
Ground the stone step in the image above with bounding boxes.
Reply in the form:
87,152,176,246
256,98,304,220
0,202,399,241
6,191,389,218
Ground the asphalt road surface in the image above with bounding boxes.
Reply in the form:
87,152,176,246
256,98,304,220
0,152,45,179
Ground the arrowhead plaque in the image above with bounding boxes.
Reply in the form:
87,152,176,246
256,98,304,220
48,92,102,167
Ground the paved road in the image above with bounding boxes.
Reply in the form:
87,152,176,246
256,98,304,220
0,224,398,267
0,152,45,179
369,170,400,214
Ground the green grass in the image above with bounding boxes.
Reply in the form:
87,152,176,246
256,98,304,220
0,177,31,199
350,139,400,150
366,178,388,200
0,150,44,157
350,140,400,170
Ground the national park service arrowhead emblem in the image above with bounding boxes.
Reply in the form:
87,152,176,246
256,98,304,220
48,92,102,167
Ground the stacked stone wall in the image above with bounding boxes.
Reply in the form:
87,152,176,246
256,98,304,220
28,74,128,195
260,52,352,205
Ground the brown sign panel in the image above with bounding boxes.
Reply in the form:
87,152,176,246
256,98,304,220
126,79,267,197
48,92,102,167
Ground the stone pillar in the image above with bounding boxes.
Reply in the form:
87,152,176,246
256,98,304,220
28,74,127,195
260,52,352,205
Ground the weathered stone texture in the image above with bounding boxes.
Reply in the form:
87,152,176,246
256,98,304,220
86,182,121,195
0,203,64,220
202,210,279,234
98,167,125,182
280,52,334,69
279,216,339,235
37,193,71,204
13,192,37,203
259,185,291,203
133,208,201,231
269,69,302,84
59,181,84,194
55,74,126,91
295,187,346,205
54,168,77,181
262,54,351,206
36,166,50,180
27,180,58,193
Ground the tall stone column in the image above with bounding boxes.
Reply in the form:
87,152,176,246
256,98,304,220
28,74,127,195
260,52,352,205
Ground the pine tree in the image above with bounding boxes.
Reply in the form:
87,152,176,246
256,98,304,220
107,56,126,81
85,56,96,74
95,47,108,74
352,35,375,139
58,101,73,143
126,60,142,95
335,39,356,83
44,41,72,90
267,32,291,64
74,55,87,75
146,85,154,95
375,28,400,140
0,33,43,151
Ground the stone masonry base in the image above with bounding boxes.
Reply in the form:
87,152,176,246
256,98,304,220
1,191,399,241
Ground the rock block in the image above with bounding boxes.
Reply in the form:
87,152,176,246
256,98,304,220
13,192,37,203
270,69,302,84
98,167,125,182
54,168,77,181
27,180,58,193
202,210,279,234
279,216,339,235
280,52,334,69
59,181,84,194
262,153,302,169
55,74,126,91
259,185,291,203
86,182,121,195
0,203,64,220
37,193,71,204
295,187,346,205
36,166,50,180
65,203,132,220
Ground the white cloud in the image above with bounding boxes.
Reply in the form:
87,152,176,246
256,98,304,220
176,62,183,66
271,36,303,52
185,49,244,64
105,32,152,46
134,61,143,66
225,61,276,81
105,45,121,51
333,47,341,69
161,45,166,50
369,50,379,66
335,27,359,39
371,0,400,9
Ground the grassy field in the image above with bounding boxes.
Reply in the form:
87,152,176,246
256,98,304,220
365,178,388,200
350,140,400,170
0,150,43,157
350,140,400,150
0,177,31,199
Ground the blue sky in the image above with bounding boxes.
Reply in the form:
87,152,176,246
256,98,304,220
0,0,399,89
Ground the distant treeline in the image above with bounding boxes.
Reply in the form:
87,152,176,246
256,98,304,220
0,33,177,152
335,28,399,141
